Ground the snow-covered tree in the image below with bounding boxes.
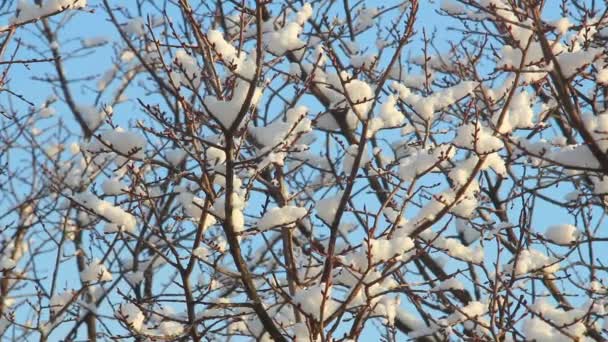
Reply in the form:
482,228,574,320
1,0,608,340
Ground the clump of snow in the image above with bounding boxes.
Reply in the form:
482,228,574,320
157,321,184,337
556,48,602,78
81,36,108,48
315,192,343,224
354,7,378,32
392,81,476,122
343,144,371,174
293,283,338,320
0,256,16,271
102,177,126,196
432,235,484,264
265,4,312,56
97,66,117,91
123,17,145,36
343,78,374,117
597,68,608,85
448,154,505,190
310,69,375,130
88,128,146,159
257,205,307,231
550,17,571,35
49,291,75,314
206,29,246,71
504,249,559,276
368,236,415,264
409,301,487,338
175,187,217,231
351,52,377,69
249,106,311,147
193,246,212,260
80,259,112,282
453,122,504,153
497,90,535,133
39,106,56,118
544,224,579,245
338,235,415,271
76,105,106,130
171,49,201,87
291,3,313,24
522,299,587,341
292,323,311,340
205,146,226,165
125,271,144,286
165,148,187,166
212,192,247,233
440,0,465,15
592,176,608,194
449,301,486,323
431,278,464,292
176,187,205,218
379,94,404,127
73,192,137,233
203,30,262,128
362,118,381,138
117,303,145,331
12,0,87,24
544,144,600,169
204,80,262,128
455,219,480,244
289,62,301,77
374,295,400,326
398,144,454,182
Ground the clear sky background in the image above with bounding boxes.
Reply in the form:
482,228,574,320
2,0,601,340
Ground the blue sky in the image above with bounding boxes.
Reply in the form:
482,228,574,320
3,0,606,340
